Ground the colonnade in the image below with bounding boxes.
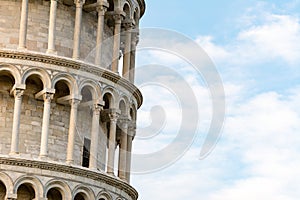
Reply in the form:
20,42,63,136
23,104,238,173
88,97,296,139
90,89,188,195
5,76,136,183
17,0,139,83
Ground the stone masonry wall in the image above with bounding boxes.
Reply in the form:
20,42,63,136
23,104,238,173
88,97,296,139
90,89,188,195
0,0,113,61
0,77,107,168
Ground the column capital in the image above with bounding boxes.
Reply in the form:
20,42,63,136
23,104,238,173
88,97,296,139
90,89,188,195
10,84,26,97
74,0,85,7
122,19,134,31
111,11,125,24
93,103,103,114
69,98,81,107
12,88,25,99
118,117,130,130
43,92,54,102
109,110,120,123
96,3,108,14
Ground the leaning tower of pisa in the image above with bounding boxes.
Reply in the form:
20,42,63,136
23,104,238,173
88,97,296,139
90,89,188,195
0,0,145,199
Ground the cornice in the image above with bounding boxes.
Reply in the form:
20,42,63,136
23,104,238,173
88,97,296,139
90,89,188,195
0,49,143,108
0,157,138,199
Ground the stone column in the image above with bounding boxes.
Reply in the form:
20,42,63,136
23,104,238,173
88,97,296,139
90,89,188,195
122,21,133,79
129,32,138,83
39,92,54,158
95,2,108,66
10,87,25,155
118,119,128,180
89,103,103,170
126,123,135,183
72,0,85,59
18,0,29,50
47,0,58,54
111,13,124,73
106,111,120,175
66,99,81,164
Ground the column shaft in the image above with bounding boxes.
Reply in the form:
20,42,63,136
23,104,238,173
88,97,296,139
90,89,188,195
126,135,133,182
18,0,29,50
129,48,136,83
111,15,123,73
122,27,132,79
118,124,128,180
10,89,24,154
47,0,58,54
107,113,119,175
66,99,80,164
89,105,101,169
95,6,107,65
39,93,53,158
72,1,84,59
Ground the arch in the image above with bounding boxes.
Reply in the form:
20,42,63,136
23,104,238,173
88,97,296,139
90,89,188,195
96,190,112,200
107,0,115,12
13,175,43,198
0,172,13,196
21,67,51,89
118,95,130,116
102,86,118,109
52,73,79,96
122,2,131,19
0,63,21,84
47,188,62,200
44,179,72,200
119,99,126,115
130,104,137,121
0,180,6,200
79,79,101,102
133,7,140,25
72,185,95,200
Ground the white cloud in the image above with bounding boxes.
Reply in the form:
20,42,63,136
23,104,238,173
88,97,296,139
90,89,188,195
133,84,300,200
197,14,300,66
132,3,300,200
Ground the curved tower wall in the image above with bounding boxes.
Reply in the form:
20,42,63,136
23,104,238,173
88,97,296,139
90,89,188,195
0,0,145,199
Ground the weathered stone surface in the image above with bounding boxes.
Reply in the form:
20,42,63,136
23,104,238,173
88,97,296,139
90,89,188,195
0,0,145,199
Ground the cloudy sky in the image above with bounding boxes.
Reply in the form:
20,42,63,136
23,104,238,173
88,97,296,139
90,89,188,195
130,0,300,199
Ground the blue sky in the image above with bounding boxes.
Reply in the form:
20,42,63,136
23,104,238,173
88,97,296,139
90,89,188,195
130,1,300,199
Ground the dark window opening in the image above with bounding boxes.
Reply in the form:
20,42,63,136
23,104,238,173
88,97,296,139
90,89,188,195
82,138,91,168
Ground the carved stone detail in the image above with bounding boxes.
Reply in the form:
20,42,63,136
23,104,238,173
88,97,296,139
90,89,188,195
0,157,138,200
13,89,24,99
0,50,143,108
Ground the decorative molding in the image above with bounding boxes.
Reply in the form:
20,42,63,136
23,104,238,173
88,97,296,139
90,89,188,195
0,157,138,200
0,49,143,108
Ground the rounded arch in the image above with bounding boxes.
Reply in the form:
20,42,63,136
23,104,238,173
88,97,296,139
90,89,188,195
44,179,72,200
0,172,13,195
21,67,51,89
122,2,132,19
107,0,115,11
52,73,79,96
96,190,112,200
0,63,21,84
72,184,95,200
118,95,130,116
13,175,43,198
130,103,137,121
102,86,118,109
133,7,140,25
79,79,101,102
